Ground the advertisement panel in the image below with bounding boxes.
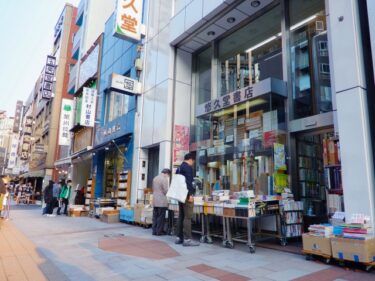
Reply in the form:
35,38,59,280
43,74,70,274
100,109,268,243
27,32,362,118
7,135,19,169
113,0,143,42
13,101,23,133
58,99,74,146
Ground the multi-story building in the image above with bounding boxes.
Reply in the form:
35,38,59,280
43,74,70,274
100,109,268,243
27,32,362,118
0,112,14,175
59,0,115,198
26,4,77,185
129,0,375,229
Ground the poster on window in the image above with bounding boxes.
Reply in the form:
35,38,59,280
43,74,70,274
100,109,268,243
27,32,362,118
274,143,287,171
173,125,190,165
80,87,97,127
58,99,74,146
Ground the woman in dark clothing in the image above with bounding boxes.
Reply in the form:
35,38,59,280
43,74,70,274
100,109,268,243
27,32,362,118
43,180,54,215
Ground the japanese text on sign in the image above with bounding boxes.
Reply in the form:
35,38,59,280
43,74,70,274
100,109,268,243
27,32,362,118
40,55,56,100
58,99,74,146
114,0,143,42
80,87,97,127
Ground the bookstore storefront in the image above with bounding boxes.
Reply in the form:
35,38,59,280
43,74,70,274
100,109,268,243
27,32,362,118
191,0,342,232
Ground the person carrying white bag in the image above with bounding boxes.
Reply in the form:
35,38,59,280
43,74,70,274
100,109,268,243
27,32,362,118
167,153,200,247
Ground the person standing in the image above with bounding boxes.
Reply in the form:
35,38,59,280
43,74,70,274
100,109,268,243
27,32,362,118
152,168,171,236
58,180,72,215
175,153,199,246
43,180,54,215
52,181,61,214
15,184,23,204
24,182,33,204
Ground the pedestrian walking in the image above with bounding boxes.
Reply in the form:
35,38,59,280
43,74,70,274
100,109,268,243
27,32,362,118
24,182,33,205
43,180,54,215
0,176,6,218
152,168,171,236
15,184,23,204
58,180,71,215
175,153,199,247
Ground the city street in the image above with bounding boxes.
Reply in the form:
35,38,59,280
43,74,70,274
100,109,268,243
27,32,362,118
0,204,373,281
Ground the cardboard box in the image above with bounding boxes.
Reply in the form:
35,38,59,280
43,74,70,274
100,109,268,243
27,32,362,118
134,203,144,223
100,213,120,224
302,234,332,256
69,209,82,217
103,209,119,215
80,211,89,217
331,237,375,263
141,206,153,225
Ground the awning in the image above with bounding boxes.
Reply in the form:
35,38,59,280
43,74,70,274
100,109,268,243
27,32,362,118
54,157,72,167
20,170,45,178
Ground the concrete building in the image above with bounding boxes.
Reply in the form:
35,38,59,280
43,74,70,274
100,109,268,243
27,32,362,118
0,112,14,175
26,4,77,185
129,0,375,228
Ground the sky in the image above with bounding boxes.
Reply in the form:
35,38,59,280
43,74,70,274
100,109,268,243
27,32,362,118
0,0,80,116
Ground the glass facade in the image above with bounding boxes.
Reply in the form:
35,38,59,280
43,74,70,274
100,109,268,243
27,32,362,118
289,0,332,119
192,0,334,207
105,91,129,123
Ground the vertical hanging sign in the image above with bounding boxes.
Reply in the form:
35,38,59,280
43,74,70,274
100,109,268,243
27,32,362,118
80,87,97,127
58,99,74,145
41,55,56,100
113,0,143,42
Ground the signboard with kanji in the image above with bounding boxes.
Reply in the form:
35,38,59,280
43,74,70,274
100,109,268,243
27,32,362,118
109,73,141,95
80,87,97,127
41,55,57,100
58,99,74,146
13,101,23,133
7,135,19,169
114,0,143,42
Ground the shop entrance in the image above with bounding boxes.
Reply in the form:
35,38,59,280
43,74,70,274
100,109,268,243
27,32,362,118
294,128,343,230
147,146,159,188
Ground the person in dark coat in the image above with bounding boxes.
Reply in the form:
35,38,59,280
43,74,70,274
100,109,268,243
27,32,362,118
43,180,54,215
175,153,199,247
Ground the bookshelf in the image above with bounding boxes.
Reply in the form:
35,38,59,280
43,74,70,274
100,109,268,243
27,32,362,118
116,170,131,208
85,178,94,207
281,201,304,239
105,166,114,199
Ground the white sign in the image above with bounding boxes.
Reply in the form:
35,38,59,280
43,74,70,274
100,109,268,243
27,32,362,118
80,87,97,127
114,0,143,42
59,99,74,145
7,135,19,169
40,55,57,100
110,73,141,95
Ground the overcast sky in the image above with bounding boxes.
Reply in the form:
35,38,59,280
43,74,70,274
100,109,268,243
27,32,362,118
0,0,80,116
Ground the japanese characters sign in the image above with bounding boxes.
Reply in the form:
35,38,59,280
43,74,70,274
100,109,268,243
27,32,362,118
195,78,287,117
114,0,143,42
80,87,97,127
13,101,23,133
58,99,74,146
7,135,19,169
109,73,141,95
41,55,57,100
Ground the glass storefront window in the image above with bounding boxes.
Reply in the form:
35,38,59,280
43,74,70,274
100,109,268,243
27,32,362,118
289,0,332,119
105,91,129,123
195,47,212,105
104,145,125,198
195,94,287,196
218,5,282,96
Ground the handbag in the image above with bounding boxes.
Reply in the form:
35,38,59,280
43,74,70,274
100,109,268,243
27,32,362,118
166,174,188,203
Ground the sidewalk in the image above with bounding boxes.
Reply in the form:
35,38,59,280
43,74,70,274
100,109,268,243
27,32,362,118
0,218,67,281
2,205,375,281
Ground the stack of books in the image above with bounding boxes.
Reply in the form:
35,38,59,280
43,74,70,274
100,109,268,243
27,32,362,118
341,223,373,240
308,224,333,237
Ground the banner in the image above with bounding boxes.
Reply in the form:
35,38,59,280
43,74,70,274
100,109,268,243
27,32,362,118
173,125,190,165
59,99,74,146
7,135,19,169
274,143,287,171
80,87,97,127
114,0,143,42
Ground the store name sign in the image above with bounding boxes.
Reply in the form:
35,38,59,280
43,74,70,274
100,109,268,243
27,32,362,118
195,78,287,117
109,73,141,95
40,55,57,100
103,124,121,136
58,99,74,146
80,87,97,127
113,0,143,42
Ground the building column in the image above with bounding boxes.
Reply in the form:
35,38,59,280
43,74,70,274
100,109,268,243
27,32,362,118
327,0,375,224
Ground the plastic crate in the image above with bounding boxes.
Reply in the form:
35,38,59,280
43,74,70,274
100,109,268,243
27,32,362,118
120,208,135,222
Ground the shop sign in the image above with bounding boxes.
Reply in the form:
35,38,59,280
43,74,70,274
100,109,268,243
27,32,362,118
173,125,190,165
54,11,64,40
103,124,121,136
34,144,45,154
78,45,99,89
113,0,143,42
13,101,23,133
40,55,57,100
58,99,74,146
195,78,287,117
80,87,97,127
7,136,19,169
109,73,141,95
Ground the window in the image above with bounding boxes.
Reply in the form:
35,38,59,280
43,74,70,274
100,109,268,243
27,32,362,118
319,63,330,74
105,91,129,123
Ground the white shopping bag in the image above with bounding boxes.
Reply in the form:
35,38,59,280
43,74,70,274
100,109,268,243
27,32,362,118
166,174,188,203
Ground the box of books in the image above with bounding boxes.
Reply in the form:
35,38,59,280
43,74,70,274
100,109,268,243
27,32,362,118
302,234,332,256
331,237,375,263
